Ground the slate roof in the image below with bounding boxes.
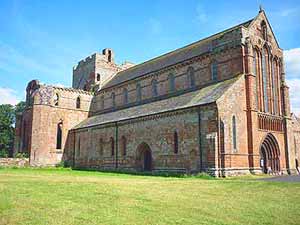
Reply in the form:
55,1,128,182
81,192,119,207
102,19,253,89
73,76,241,130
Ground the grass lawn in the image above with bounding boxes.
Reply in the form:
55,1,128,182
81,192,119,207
0,168,299,225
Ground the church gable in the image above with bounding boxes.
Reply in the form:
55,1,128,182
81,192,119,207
247,9,282,54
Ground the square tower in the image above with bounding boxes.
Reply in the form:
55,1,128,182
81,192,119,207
72,48,120,91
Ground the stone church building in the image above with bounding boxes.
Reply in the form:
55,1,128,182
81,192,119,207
14,10,300,176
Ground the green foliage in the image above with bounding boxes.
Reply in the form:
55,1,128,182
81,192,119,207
0,104,15,157
14,152,29,158
0,149,8,158
0,102,26,158
14,101,26,116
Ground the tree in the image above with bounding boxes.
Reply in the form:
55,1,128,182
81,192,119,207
15,101,26,118
0,101,26,157
0,104,15,157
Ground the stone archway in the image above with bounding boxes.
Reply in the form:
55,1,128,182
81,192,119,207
136,142,153,171
260,133,280,174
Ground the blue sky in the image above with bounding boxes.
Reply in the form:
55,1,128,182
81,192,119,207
0,0,299,114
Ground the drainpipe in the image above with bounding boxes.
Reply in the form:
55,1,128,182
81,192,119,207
115,122,119,169
72,131,76,168
198,108,203,172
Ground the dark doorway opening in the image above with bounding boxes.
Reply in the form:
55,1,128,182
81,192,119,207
143,149,152,171
260,133,280,174
136,142,153,171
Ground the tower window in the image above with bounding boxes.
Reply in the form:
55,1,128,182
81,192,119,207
97,73,101,82
54,93,59,106
108,50,112,62
76,97,81,109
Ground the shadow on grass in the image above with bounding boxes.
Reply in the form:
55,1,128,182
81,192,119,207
0,165,216,180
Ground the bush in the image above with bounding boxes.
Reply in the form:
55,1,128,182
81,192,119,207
193,172,215,179
55,161,71,168
15,152,29,158
0,149,8,158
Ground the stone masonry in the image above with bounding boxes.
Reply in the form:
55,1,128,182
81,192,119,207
14,9,300,176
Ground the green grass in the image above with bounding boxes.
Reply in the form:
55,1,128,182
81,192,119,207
0,168,299,225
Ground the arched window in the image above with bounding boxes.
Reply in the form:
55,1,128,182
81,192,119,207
168,73,175,92
253,49,258,76
110,137,114,156
96,73,101,82
136,83,142,102
262,47,269,113
253,49,260,110
174,131,179,154
232,116,237,151
211,62,218,81
76,97,81,109
271,59,278,115
121,136,127,156
111,92,115,108
261,21,268,40
187,66,195,88
54,93,59,106
123,88,128,104
56,122,63,149
152,79,158,97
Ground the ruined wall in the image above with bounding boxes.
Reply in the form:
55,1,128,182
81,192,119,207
290,115,300,172
0,158,29,167
19,81,93,166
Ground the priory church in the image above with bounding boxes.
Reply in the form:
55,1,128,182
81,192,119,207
14,9,300,176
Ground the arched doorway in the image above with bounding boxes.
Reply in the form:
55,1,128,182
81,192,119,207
260,133,280,174
136,142,152,171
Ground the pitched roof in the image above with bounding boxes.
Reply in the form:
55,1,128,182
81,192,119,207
102,19,253,89
73,76,240,130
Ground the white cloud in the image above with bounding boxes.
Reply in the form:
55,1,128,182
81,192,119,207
53,83,65,88
0,87,20,105
285,48,300,116
284,48,300,79
279,8,299,17
286,79,300,116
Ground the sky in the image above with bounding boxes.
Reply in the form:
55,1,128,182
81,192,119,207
0,0,299,114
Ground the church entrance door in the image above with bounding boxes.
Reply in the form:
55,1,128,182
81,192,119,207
259,133,281,174
136,142,152,171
